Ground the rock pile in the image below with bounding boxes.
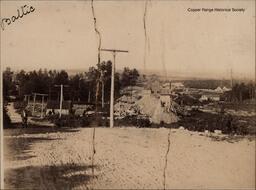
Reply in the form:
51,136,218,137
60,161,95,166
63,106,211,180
136,95,179,124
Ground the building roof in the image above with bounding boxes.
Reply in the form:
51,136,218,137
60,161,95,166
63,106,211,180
223,86,231,91
215,86,223,92
162,82,171,88
160,88,172,95
171,82,184,87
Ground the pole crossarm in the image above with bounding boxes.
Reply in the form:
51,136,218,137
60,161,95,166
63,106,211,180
100,47,128,128
54,85,69,87
32,93,48,96
100,48,129,53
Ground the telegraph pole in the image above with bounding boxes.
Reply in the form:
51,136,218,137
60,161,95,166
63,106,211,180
100,48,128,128
101,70,105,109
32,93,36,116
54,84,69,118
84,79,93,104
60,85,63,117
40,94,48,118
28,95,31,105
230,68,233,88
24,94,31,105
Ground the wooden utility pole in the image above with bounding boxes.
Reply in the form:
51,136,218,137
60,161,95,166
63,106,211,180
100,70,107,109
54,84,69,118
102,79,104,109
24,94,31,104
28,95,31,105
230,68,233,88
32,93,36,116
85,79,93,103
100,48,128,128
60,85,63,117
40,95,48,118
88,90,91,103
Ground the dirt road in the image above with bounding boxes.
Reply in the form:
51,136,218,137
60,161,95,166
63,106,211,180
3,126,255,189
6,103,22,123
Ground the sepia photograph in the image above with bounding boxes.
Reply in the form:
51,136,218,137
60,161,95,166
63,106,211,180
0,0,255,189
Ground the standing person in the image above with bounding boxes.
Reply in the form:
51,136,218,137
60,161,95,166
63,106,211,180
21,109,28,127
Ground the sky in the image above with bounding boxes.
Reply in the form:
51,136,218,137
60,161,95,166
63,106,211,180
1,0,255,80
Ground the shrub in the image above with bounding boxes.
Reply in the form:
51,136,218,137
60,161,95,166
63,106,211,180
137,117,151,128
46,114,93,128
115,115,151,128
176,110,255,135
13,101,27,114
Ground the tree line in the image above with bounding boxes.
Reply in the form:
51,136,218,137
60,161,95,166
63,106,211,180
3,61,140,104
182,79,255,102
183,79,231,90
227,82,255,102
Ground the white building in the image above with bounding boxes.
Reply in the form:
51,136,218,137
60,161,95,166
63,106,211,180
142,90,151,96
214,86,223,93
199,94,220,102
223,86,231,92
171,82,185,90
199,95,209,102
